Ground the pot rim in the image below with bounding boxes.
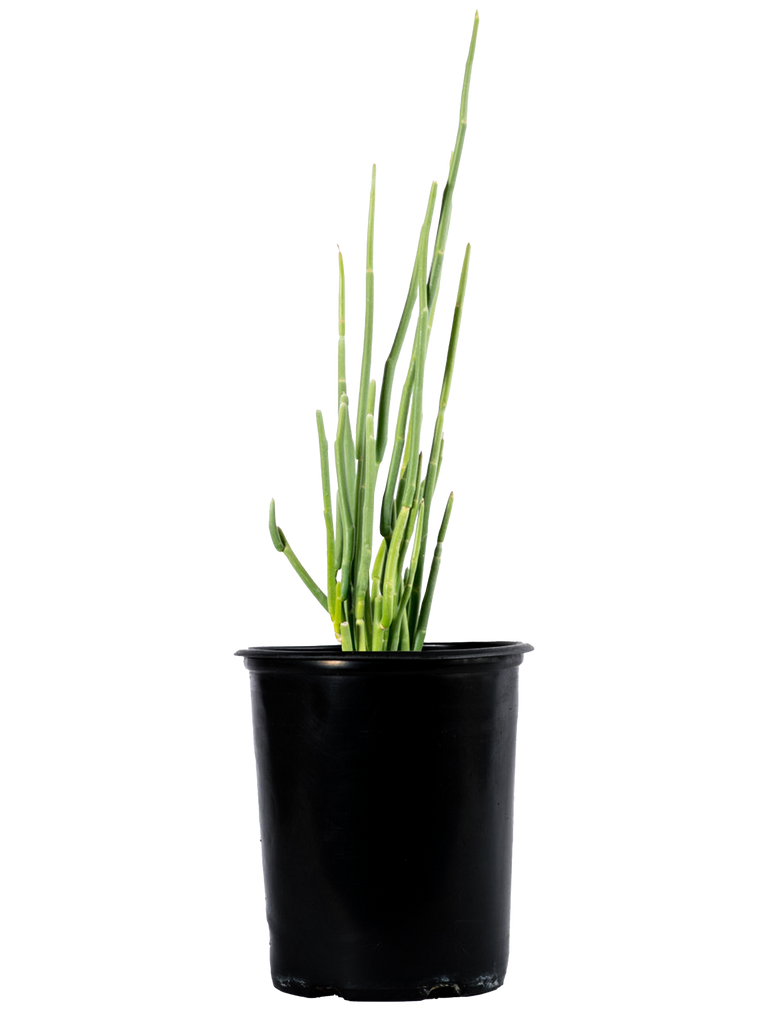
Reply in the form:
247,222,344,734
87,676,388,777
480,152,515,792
235,640,533,662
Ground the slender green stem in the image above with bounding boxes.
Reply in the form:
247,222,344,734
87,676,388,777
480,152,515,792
381,504,409,629
356,619,368,651
376,185,438,463
392,498,424,640
425,244,469,505
343,397,357,523
323,516,329,598
410,242,471,634
398,453,422,582
354,411,377,623
269,16,480,650
401,194,431,511
388,603,402,652
334,399,354,602
385,8,481,614
354,380,378,615
331,244,350,630
380,360,414,538
397,501,421,626
426,13,478,321
414,491,454,650
335,241,350,421
333,581,342,640
329,489,342,634
268,496,283,551
379,180,436,537
411,544,442,647
340,619,354,651
372,594,384,650
400,610,411,650
399,403,411,487
316,410,336,618
397,395,415,524
276,524,327,610
409,430,444,638
371,537,386,649
268,493,325,606
371,537,387,600
355,164,376,458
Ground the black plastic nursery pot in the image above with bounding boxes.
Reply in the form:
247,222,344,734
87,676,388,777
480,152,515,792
235,640,533,1001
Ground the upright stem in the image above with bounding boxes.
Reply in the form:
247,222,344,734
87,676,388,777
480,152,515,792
268,14,481,652
355,164,376,458
335,242,350,423
376,185,438,463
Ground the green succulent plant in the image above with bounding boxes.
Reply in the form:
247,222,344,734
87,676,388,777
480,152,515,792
270,12,479,651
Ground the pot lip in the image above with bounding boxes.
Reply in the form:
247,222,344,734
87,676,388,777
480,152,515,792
235,640,533,662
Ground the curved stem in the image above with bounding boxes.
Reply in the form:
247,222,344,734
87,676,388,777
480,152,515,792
276,524,327,610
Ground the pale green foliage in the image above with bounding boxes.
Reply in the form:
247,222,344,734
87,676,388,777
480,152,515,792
270,14,478,650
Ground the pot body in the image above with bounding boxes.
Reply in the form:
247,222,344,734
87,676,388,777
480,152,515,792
236,641,533,1001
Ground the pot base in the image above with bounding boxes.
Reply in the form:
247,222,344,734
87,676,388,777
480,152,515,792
268,925,514,1003
272,970,512,1003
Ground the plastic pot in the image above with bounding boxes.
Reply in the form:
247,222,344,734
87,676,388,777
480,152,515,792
235,640,533,1001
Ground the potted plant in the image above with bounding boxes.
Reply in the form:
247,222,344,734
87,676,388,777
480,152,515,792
236,11,533,1000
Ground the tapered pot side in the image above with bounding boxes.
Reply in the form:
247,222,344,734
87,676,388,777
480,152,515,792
235,641,533,1001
